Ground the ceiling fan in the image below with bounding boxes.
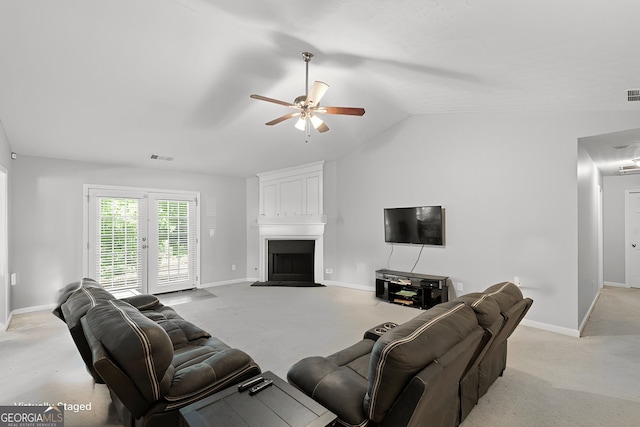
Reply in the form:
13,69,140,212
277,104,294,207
250,52,365,136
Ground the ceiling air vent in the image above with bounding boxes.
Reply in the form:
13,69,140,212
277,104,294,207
619,165,640,174
628,89,640,102
149,154,174,161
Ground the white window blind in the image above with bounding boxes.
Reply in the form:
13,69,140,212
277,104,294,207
95,197,143,291
156,199,197,285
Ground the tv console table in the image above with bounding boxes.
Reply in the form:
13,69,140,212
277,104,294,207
375,269,449,310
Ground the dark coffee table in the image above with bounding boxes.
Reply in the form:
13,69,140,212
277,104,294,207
179,371,337,427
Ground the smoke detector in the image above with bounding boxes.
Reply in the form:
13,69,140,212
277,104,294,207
628,89,640,102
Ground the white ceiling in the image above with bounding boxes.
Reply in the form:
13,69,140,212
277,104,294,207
0,0,639,177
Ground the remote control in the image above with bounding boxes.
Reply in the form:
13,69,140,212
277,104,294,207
238,377,264,392
249,379,274,395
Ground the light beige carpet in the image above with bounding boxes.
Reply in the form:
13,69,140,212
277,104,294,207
1,284,638,426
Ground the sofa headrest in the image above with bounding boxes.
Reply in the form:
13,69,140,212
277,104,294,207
85,300,173,402
52,278,104,321
482,282,523,313
364,303,479,423
57,283,115,328
454,292,501,329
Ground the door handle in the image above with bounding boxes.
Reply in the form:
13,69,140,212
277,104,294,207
633,244,637,248
142,245,148,249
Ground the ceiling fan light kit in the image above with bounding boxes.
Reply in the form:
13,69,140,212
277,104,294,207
250,52,365,140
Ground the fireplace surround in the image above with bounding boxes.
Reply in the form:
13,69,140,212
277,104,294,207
257,216,326,283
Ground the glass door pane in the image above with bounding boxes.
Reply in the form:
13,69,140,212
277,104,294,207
88,189,147,296
148,193,198,294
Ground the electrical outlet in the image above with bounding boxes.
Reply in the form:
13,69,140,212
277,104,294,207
325,268,333,274
455,282,463,292
514,276,522,287
232,264,236,271
10,273,17,286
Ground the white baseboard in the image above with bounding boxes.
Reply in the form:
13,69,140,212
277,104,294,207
2,312,9,331
201,278,254,289
604,281,627,288
578,290,601,336
12,303,56,315
520,319,580,337
4,303,57,330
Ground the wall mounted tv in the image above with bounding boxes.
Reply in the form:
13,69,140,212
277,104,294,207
384,206,444,246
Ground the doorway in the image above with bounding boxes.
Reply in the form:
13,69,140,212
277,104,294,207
85,186,199,295
625,190,640,288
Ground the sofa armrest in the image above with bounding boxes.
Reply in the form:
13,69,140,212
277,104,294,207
121,294,160,311
81,316,151,419
363,322,398,341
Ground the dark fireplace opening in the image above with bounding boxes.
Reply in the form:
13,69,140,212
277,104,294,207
268,240,314,282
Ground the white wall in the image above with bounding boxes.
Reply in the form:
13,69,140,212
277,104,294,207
334,111,639,332
11,155,247,310
246,176,260,280
603,174,640,285
576,144,601,324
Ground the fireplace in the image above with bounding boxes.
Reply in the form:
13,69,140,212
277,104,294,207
268,240,315,282
257,218,326,283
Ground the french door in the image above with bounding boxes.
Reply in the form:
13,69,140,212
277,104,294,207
86,187,199,295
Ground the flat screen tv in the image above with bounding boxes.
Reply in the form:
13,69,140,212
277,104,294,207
384,206,444,245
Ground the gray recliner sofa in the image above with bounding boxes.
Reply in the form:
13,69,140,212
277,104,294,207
53,278,261,427
287,281,532,427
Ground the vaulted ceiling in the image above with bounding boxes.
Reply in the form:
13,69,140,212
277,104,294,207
0,1,638,177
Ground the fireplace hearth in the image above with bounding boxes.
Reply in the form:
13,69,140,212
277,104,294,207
268,240,315,282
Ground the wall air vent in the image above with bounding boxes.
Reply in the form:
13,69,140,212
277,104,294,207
628,89,640,102
149,154,174,161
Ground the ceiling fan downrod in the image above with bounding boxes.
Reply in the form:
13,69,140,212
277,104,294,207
302,52,313,141
302,52,313,98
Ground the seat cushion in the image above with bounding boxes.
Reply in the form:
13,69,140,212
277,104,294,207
288,339,375,427
166,348,258,403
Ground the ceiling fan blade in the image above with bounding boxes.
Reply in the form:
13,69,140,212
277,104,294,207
318,106,366,116
265,112,300,126
305,81,330,107
316,122,330,133
250,94,298,109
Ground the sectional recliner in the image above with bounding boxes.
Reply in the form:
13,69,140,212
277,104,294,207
54,278,530,427
287,281,533,427
53,278,261,427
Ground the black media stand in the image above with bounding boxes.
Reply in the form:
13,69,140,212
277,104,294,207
375,269,449,310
